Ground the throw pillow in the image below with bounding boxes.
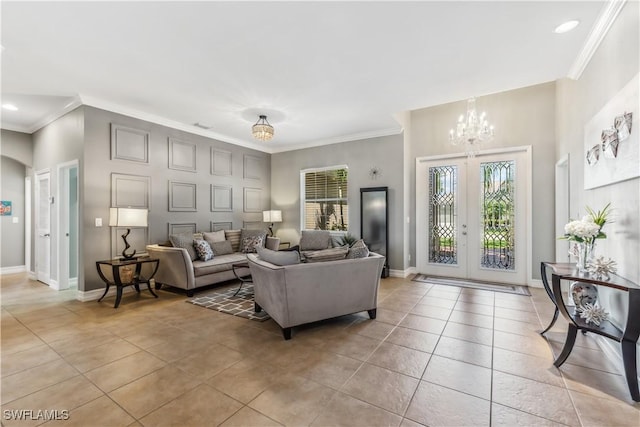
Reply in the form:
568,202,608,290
346,239,370,259
241,235,264,253
299,230,332,251
240,229,268,249
303,245,349,262
169,233,198,261
211,240,234,256
203,230,226,246
256,247,300,266
224,229,242,252
193,239,214,261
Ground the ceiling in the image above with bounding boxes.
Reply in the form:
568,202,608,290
1,1,606,153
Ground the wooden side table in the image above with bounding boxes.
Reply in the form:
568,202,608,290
542,261,640,402
96,257,160,308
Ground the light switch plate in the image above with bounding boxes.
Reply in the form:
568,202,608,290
95,218,102,227
12,217,19,224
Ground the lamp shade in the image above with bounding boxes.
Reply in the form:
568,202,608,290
262,210,282,223
109,208,148,227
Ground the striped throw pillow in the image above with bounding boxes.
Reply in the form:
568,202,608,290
302,245,349,263
224,229,242,252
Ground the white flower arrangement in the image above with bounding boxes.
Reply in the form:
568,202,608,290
563,217,601,242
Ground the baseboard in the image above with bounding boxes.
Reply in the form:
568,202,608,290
528,278,543,288
49,279,60,290
389,267,416,278
69,277,78,287
76,285,137,302
28,271,37,280
0,265,26,275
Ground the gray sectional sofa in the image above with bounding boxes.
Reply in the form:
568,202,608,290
146,230,279,296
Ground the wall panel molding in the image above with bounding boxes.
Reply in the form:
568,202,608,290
242,221,263,230
111,173,150,209
210,222,233,231
168,181,197,212
243,154,264,180
211,148,233,176
168,222,197,235
111,124,149,164
168,138,197,172
211,185,233,212
243,187,262,212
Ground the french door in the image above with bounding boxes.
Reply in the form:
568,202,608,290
35,171,51,285
416,148,529,285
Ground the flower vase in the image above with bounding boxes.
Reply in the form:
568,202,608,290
576,242,595,273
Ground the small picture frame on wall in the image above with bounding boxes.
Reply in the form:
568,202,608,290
0,201,12,216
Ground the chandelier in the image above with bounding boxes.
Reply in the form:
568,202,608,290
252,115,274,141
449,97,494,157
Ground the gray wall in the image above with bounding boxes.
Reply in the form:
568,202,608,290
556,1,638,342
271,134,405,271
0,156,26,268
1,129,33,167
409,82,557,281
32,107,85,280
82,106,271,291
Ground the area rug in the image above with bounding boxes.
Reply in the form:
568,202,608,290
412,274,531,296
187,284,271,321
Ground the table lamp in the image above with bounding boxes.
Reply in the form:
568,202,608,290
262,210,282,237
109,207,148,259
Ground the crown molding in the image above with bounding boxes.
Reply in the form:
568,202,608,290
567,0,627,80
8,93,403,154
79,95,271,153
268,126,403,154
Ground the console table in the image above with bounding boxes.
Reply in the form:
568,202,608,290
541,262,640,402
96,257,160,308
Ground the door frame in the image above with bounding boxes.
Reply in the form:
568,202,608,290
56,160,79,291
555,154,570,262
416,145,533,285
34,168,52,286
25,176,32,278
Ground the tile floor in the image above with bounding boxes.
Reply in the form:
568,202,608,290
1,273,639,426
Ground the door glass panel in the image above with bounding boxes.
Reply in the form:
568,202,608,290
428,165,457,264
480,160,515,270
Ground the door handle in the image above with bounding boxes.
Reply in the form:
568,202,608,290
44,233,50,237
462,231,467,235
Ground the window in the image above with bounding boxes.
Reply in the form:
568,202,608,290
300,166,348,231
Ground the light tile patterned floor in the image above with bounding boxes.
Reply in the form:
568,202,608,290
1,273,639,426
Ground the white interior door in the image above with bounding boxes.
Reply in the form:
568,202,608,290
416,149,529,285
35,171,51,285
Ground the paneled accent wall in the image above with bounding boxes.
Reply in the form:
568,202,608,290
82,107,271,291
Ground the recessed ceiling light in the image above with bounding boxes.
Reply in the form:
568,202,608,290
554,20,580,34
2,104,18,111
